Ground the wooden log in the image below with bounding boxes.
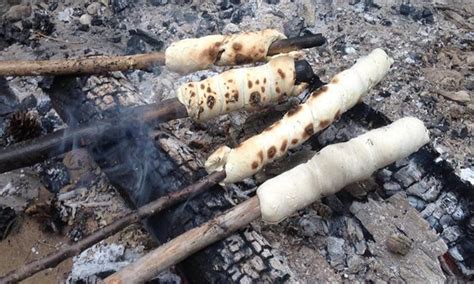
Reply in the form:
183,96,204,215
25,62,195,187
0,171,225,284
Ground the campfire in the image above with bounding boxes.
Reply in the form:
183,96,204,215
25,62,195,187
0,1,472,283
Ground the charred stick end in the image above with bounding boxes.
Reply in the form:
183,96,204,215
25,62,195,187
267,34,326,56
294,60,324,90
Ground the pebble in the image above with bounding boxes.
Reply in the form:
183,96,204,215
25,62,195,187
438,90,471,104
87,2,102,15
79,14,92,26
3,4,32,22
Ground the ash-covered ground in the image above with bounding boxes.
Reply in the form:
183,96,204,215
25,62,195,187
0,0,472,282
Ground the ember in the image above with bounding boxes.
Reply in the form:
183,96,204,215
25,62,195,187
0,1,472,283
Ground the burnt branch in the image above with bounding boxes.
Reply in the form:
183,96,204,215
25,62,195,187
0,171,225,284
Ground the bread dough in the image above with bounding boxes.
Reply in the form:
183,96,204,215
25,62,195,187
165,29,286,74
257,117,430,223
205,48,394,183
176,56,307,122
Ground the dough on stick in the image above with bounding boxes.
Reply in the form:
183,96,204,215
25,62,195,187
176,56,307,122
165,29,286,74
205,48,394,183
257,117,430,224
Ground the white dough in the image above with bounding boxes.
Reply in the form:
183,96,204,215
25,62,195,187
257,117,430,223
176,56,306,122
205,48,394,183
165,29,286,74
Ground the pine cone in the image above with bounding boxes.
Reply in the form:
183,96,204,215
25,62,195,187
7,111,42,142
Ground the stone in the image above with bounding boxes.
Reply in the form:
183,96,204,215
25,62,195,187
87,3,102,15
3,4,31,22
79,14,92,26
438,90,471,104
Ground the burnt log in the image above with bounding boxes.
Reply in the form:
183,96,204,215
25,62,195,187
45,73,294,283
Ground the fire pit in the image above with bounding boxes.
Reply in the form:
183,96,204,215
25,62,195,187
0,0,472,283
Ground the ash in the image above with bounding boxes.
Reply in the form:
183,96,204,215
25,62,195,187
0,0,472,282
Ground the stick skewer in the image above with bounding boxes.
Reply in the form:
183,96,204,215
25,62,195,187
0,34,325,76
0,171,225,284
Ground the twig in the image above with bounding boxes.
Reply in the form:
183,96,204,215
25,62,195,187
0,34,326,76
105,196,261,284
34,32,86,45
0,171,225,284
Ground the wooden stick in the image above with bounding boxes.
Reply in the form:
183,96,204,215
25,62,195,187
0,98,188,174
105,196,261,284
0,171,225,284
0,35,326,76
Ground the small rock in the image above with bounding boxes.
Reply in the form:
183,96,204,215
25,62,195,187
3,4,32,22
363,14,376,24
438,90,471,104
386,232,413,255
79,14,92,26
58,8,74,22
87,2,102,15
344,46,357,55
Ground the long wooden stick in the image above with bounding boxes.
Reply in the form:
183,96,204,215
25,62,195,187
0,35,325,76
0,171,225,284
105,196,261,284
0,98,188,174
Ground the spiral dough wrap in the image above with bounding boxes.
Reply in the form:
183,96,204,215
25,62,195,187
205,48,394,183
176,56,307,122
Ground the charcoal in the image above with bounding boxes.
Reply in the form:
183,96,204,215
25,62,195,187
111,0,130,13
283,16,304,38
126,35,147,55
327,237,346,270
0,207,17,240
399,4,412,16
39,160,70,193
393,162,425,187
407,195,426,211
441,226,462,244
439,214,455,228
298,214,328,237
